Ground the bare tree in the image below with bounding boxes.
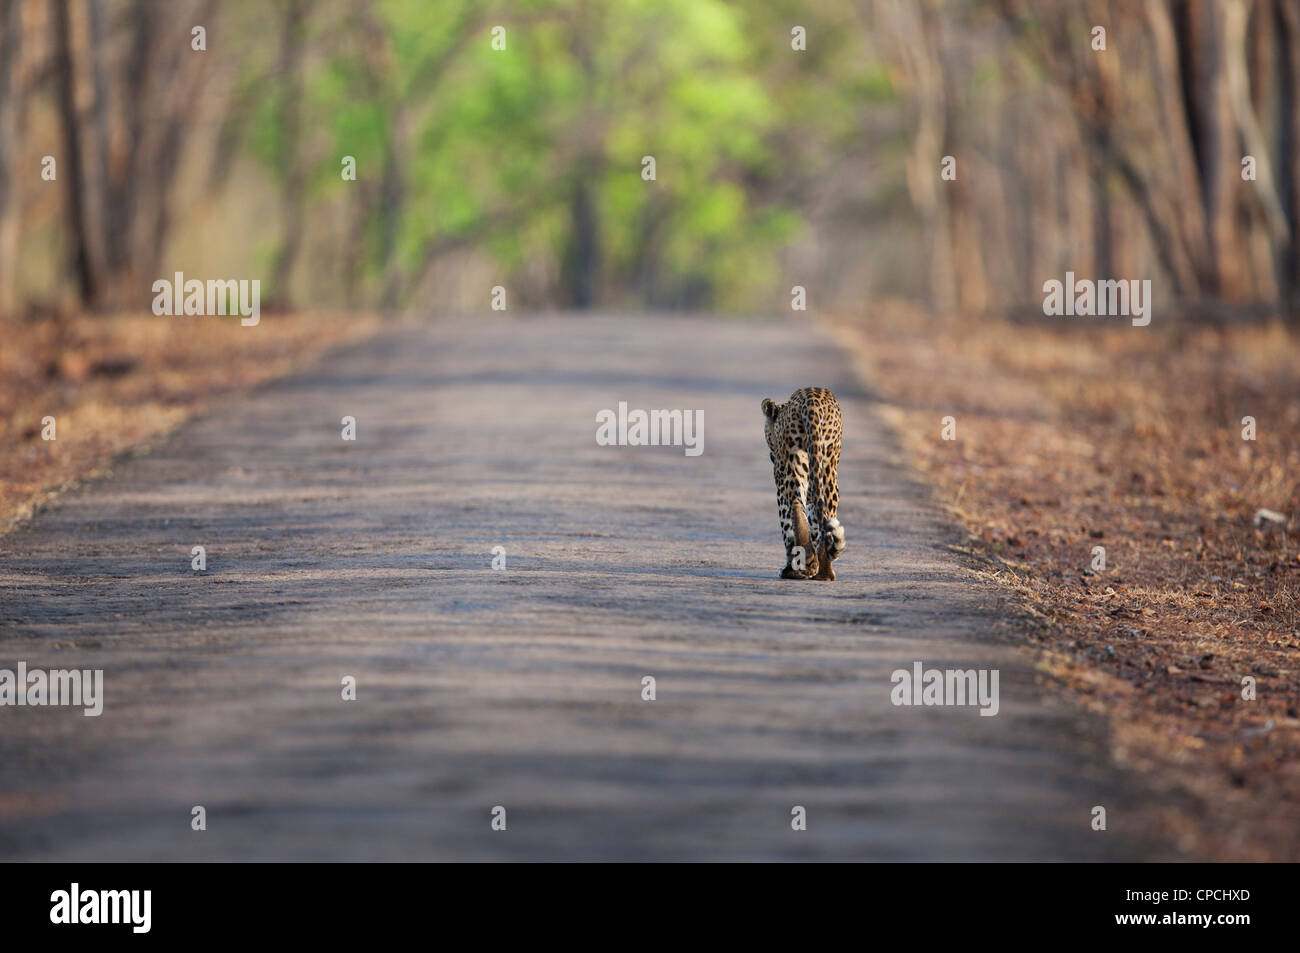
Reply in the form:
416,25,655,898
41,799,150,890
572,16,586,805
0,0,23,314
878,0,955,313
51,0,98,306
269,0,306,306
84,0,114,304
1275,0,1300,302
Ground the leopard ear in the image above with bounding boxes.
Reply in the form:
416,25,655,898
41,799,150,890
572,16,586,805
761,398,779,420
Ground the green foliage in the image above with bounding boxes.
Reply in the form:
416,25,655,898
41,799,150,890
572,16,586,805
234,0,891,310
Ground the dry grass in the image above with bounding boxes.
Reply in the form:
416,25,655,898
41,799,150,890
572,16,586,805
0,310,380,533
833,303,1300,860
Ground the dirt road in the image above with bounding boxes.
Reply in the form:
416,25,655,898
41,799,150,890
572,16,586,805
0,314,1171,860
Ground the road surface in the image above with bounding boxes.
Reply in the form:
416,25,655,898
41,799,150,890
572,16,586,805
0,314,1170,860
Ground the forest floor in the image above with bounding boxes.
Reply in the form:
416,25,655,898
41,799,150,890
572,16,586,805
0,311,380,535
834,303,1300,861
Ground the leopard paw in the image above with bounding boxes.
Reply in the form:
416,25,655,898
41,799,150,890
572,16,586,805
823,518,846,560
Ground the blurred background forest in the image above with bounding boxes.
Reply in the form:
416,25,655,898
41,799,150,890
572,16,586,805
4,0,1300,317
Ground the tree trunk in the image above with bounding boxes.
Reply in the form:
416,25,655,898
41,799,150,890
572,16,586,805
377,109,407,311
51,0,98,307
114,0,153,283
562,171,600,309
84,0,114,303
1275,0,1300,305
1179,0,1252,299
1146,0,1213,291
0,0,22,315
269,0,307,306
883,0,954,313
1221,0,1286,303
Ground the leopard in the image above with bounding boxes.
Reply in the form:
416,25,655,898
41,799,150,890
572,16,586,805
761,387,845,580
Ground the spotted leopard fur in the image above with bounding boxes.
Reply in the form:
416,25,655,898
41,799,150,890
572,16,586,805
761,387,845,580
